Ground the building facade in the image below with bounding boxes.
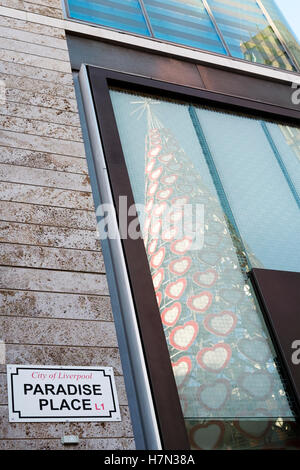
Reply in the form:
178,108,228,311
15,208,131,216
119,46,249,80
0,0,300,451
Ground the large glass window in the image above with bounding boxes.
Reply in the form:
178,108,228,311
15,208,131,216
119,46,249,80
109,88,300,449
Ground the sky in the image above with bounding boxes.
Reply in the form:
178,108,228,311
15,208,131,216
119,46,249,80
275,0,300,42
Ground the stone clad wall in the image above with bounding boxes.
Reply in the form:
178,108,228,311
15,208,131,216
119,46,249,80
0,1,134,450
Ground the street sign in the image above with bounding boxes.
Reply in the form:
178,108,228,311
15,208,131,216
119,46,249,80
7,365,121,422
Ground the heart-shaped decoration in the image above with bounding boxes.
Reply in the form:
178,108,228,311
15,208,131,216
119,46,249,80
147,182,159,197
162,226,178,242
157,188,173,200
197,343,231,372
150,247,165,269
187,292,213,313
148,145,162,158
169,321,198,351
203,311,237,337
145,159,155,174
238,338,271,363
198,379,231,411
169,257,192,276
168,161,183,171
150,167,163,181
193,269,218,288
159,153,173,164
152,268,164,291
172,196,189,206
143,216,151,234
169,210,183,224
162,174,177,185
149,219,162,236
170,237,192,255
238,371,273,400
156,291,162,307
198,250,221,267
165,278,187,300
172,356,192,388
147,238,158,255
161,302,181,327
234,414,271,440
145,198,154,213
220,288,244,305
153,202,167,217
189,422,225,450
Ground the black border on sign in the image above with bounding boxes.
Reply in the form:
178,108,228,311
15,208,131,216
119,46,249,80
85,66,300,450
9,367,118,419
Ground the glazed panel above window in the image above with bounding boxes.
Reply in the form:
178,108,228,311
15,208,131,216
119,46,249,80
65,0,299,71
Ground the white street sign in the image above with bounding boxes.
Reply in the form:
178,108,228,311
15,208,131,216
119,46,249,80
7,365,121,422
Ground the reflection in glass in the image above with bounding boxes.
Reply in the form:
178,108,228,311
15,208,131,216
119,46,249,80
109,89,300,449
206,0,295,70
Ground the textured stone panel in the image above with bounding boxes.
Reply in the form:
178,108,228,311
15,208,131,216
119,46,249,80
1,101,80,126
0,267,109,294
0,243,105,273
0,290,113,321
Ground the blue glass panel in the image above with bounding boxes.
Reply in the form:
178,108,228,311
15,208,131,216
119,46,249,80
207,0,295,70
139,0,226,53
67,0,151,36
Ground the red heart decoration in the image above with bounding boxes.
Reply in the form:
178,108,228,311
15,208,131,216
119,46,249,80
153,202,167,217
172,356,192,388
169,321,198,351
234,410,271,440
159,153,174,164
152,268,164,291
161,302,181,327
170,237,192,255
145,197,154,213
150,247,165,269
149,219,162,236
162,226,178,242
203,311,237,337
193,269,218,288
148,145,162,157
145,159,155,174
169,257,192,276
197,343,231,372
187,292,213,313
147,182,158,197
149,166,163,181
147,238,158,255
165,278,187,300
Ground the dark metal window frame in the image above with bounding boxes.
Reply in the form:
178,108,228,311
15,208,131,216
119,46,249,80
85,65,300,449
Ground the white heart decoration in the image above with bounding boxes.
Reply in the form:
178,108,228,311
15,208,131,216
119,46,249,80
197,344,231,372
187,292,212,313
152,268,164,291
204,311,237,336
162,302,181,326
169,257,191,276
169,321,198,350
171,237,192,255
166,278,186,299
172,356,191,387
199,380,231,410
162,175,177,185
190,423,224,450
150,167,163,181
150,247,165,269
157,189,172,200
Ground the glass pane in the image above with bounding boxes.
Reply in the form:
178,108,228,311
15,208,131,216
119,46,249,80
260,0,300,69
142,0,226,54
194,108,300,272
108,89,300,449
206,0,295,70
67,0,151,36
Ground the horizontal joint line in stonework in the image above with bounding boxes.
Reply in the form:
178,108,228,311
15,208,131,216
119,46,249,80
0,199,95,212
0,218,97,233
0,30,68,52
3,95,79,116
0,56,72,78
0,179,92,194
0,112,83,130
0,62,73,86
0,127,83,144
0,162,87,176
0,143,86,161
0,241,102,254
2,342,119,350
0,287,109,297
0,69,75,92
0,263,105,275
0,162,88,177
0,44,71,65
0,313,114,324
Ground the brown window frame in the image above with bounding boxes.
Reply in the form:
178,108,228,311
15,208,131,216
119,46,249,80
86,65,300,449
